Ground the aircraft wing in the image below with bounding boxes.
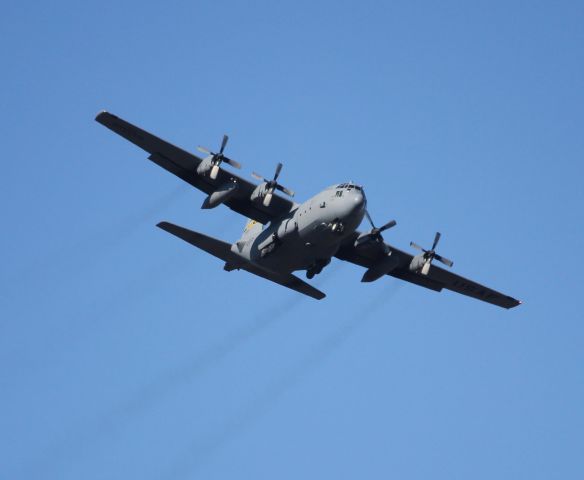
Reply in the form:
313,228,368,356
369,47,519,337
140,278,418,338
335,232,521,309
95,111,295,224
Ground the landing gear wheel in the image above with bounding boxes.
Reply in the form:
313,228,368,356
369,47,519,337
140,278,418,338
306,270,315,279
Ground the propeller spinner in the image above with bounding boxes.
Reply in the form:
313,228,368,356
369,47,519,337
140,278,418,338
197,134,242,180
252,162,295,207
410,232,454,275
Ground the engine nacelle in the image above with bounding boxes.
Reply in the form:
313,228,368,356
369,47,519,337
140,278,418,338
354,232,371,247
196,156,214,177
409,254,427,273
354,232,389,254
361,252,399,282
250,183,268,204
201,180,238,209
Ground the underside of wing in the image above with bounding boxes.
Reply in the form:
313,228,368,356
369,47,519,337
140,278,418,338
95,111,295,224
336,231,521,309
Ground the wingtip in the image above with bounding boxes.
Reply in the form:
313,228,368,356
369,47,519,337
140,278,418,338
156,221,172,231
95,110,119,123
94,110,108,121
508,298,522,309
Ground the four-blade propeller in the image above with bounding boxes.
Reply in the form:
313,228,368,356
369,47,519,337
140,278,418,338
410,232,454,275
197,134,242,180
196,140,452,274
354,210,396,249
252,162,295,207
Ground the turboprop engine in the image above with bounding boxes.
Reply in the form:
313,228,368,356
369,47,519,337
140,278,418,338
201,180,239,209
354,210,399,282
251,162,294,207
409,232,454,275
196,134,241,180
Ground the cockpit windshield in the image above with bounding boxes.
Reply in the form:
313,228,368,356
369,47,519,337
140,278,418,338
336,182,363,191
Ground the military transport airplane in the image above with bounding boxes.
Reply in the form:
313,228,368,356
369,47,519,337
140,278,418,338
96,111,521,309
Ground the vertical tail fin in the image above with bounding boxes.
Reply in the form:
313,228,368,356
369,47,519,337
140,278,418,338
241,219,263,240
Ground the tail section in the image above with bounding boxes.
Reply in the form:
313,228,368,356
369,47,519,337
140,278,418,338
157,222,240,264
241,219,263,240
235,218,263,252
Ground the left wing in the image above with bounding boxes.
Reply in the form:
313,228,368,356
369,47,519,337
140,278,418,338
335,231,521,309
95,111,295,224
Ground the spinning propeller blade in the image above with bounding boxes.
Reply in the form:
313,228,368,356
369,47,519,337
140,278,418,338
410,231,454,274
197,134,241,179
219,134,228,154
355,209,396,248
252,162,295,207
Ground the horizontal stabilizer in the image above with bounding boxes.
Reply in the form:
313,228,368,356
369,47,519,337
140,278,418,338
157,222,240,264
156,222,325,300
241,263,326,300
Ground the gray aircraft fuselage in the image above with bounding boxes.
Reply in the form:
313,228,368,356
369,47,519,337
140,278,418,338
231,182,366,276
95,110,522,308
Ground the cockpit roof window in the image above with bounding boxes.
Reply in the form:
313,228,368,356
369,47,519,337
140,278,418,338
335,182,363,191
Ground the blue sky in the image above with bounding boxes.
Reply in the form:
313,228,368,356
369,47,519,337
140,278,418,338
1,0,583,479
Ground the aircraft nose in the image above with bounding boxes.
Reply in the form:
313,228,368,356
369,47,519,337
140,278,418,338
345,189,365,215
351,190,365,209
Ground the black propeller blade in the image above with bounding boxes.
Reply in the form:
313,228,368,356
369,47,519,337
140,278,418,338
410,231,454,274
252,162,295,207
354,209,396,248
197,134,242,180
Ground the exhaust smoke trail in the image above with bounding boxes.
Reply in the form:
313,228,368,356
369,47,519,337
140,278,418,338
102,262,342,427
25,261,344,479
94,264,343,429
29,276,329,479
10,184,189,290
165,280,402,479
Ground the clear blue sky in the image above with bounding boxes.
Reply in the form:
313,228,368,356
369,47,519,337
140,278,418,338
1,1,583,479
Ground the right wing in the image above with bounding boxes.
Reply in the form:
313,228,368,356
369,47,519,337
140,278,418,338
157,222,325,300
96,111,296,224
335,231,521,309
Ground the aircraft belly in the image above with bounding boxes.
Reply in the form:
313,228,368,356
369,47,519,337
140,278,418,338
254,224,339,273
247,194,364,274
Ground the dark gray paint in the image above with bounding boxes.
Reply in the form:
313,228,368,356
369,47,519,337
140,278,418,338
96,111,521,309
